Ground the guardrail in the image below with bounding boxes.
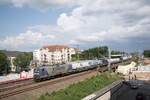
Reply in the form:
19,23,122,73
82,80,123,100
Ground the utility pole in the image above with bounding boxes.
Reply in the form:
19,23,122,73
138,49,141,66
76,45,80,61
88,51,90,60
97,46,99,59
108,47,111,72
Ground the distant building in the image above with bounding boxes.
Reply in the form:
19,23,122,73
8,57,16,72
1,50,23,72
33,45,76,65
33,49,41,62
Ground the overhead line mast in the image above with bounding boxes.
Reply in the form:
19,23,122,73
108,47,111,72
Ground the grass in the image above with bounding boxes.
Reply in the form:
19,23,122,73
38,72,120,100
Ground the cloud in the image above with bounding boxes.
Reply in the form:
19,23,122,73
57,0,150,47
57,13,85,32
28,24,62,34
0,0,77,11
0,30,55,51
1,0,150,51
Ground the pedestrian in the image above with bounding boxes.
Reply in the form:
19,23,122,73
134,74,137,80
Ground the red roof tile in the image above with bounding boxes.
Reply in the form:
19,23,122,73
42,45,69,52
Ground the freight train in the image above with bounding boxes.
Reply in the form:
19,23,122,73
33,56,131,81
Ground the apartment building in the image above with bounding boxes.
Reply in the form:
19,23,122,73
33,45,76,65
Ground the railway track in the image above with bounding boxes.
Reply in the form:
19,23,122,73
0,70,96,99
0,60,131,99
0,79,34,92
0,78,33,88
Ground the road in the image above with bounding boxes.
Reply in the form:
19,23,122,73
113,80,150,100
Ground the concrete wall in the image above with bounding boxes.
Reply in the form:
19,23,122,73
82,80,123,100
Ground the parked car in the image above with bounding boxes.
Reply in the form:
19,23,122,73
123,80,139,89
130,82,138,89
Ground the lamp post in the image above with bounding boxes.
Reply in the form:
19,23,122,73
108,47,111,72
76,45,80,61
97,46,99,59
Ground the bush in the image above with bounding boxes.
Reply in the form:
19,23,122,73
39,72,120,100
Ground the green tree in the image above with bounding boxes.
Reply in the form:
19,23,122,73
143,50,150,57
71,46,128,61
0,51,10,75
111,50,125,55
82,46,108,59
71,46,109,61
14,52,33,72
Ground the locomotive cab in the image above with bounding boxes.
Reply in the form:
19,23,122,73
33,67,49,81
33,68,40,81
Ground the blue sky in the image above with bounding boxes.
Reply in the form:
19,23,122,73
0,4,70,37
0,0,150,52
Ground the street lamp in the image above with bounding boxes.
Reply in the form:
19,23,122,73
76,45,80,61
108,47,111,72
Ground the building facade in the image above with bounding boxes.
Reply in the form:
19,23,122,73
33,49,41,62
8,56,16,72
33,45,76,65
4,51,23,72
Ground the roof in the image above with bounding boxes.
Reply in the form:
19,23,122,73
42,45,69,52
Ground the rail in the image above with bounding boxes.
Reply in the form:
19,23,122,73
0,70,96,99
0,59,131,99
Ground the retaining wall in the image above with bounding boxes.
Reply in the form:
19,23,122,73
82,80,123,100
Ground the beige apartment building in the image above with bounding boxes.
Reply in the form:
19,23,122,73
33,45,76,65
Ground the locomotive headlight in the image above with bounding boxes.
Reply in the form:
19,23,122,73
34,72,39,75
34,69,39,73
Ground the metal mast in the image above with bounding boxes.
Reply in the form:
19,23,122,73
108,47,111,72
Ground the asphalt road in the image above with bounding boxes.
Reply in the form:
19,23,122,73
112,80,150,100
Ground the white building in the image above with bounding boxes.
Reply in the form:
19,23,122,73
33,45,76,65
8,57,16,72
5,51,22,72
33,49,41,62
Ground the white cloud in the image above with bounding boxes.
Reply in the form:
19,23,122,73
0,0,77,11
1,0,150,51
0,30,55,51
28,24,62,34
57,0,150,45
57,13,85,32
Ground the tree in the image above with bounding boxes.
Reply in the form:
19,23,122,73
71,46,128,61
111,50,125,55
0,51,10,75
82,46,108,59
71,46,109,61
143,50,150,57
14,52,33,72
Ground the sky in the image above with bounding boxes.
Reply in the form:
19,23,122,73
0,0,150,52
